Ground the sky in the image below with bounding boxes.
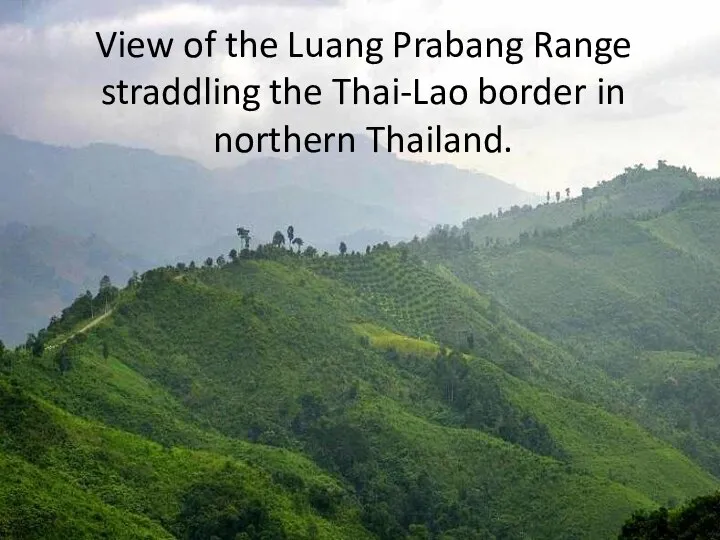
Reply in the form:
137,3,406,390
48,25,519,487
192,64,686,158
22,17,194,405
0,0,718,193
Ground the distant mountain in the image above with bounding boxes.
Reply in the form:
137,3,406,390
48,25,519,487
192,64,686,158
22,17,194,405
0,222,144,344
0,133,530,342
460,162,706,245
0,134,531,263
217,135,532,227
0,135,215,263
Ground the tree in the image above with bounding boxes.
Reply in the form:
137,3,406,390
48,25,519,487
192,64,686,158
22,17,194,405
272,231,286,247
102,341,110,360
365,245,371,255
0,339,4,358
84,290,95,318
287,225,295,245
216,254,226,267
555,191,561,203
97,275,117,314
339,241,347,256
26,333,44,358
237,227,251,252
619,492,720,539
291,237,304,253
565,187,570,199
128,270,140,288
204,257,214,268
99,275,112,293
229,249,238,262
581,186,590,211
304,246,318,258
546,191,550,204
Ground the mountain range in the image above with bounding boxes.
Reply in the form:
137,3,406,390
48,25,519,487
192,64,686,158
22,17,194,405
2,161,720,538
0,133,531,343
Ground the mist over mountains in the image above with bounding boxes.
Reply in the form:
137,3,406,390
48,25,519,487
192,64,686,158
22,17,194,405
0,222,144,344
0,133,531,343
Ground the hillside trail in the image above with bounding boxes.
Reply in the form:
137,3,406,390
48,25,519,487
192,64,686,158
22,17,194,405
47,309,114,351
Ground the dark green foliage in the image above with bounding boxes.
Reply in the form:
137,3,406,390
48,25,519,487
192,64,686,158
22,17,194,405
619,493,720,539
272,231,286,247
287,225,295,246
0,381,67,462
26,332,45,357
174,475,286,540
56,346,73,374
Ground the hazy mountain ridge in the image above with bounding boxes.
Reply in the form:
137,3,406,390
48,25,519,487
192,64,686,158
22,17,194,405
0,222,144,345
4,147,720,537
0,133,530,343
0,134,531,261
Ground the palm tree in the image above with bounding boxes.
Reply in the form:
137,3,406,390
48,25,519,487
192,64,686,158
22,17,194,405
287,225,295,246
339,241,347,256
292,237,304,253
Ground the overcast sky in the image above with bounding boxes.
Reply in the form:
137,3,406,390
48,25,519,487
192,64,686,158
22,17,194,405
0,0,718,192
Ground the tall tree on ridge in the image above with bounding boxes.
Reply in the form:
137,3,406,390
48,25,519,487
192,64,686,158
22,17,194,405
292,237,304,253
237,227,251,253
272,231,286,248
287,225,295,246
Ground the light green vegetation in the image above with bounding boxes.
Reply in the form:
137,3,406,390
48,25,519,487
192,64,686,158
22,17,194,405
4,162,720,539
3,229,719,539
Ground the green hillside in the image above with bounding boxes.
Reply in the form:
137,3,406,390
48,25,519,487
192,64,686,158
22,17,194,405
460,162,709,246
413,166,720,486
2,238,718,539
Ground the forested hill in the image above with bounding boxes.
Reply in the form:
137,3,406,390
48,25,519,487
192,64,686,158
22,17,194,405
2,162,720,539
413,163,720,497
2,235,718,539
458,161,711,246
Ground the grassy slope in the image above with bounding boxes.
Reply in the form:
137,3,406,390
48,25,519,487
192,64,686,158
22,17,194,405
0,379,371,540
4,252,718,538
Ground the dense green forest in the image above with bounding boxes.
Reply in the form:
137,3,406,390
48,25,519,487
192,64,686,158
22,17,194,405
2,162,720,538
